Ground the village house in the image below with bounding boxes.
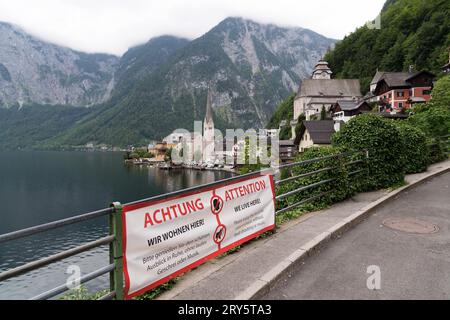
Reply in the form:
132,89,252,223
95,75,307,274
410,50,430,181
370,70,435,111
293,60,362,123
279,140,298,162
330,100,372,123
297,120,335,153
149,141,169,162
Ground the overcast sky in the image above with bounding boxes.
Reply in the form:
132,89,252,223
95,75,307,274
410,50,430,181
0,0,386,56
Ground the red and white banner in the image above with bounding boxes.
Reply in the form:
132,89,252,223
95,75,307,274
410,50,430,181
122,173,276,299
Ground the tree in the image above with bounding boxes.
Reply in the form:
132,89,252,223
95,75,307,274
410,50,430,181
431,75,450,106
266,94,295,129
165,148,173,162
320,106,327,120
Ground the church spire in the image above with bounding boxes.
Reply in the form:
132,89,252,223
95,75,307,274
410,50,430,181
204,89,214,124
312,59,332,79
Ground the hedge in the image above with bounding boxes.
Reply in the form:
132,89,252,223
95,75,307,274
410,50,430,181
276,146,352,213
391,122,428,174
332,114,406,190
426,138,448,165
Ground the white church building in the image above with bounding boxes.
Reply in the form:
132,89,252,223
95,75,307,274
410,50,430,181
293,60,363,122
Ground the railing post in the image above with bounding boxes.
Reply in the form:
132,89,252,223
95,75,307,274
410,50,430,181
109,202,124,300
365,149,370,175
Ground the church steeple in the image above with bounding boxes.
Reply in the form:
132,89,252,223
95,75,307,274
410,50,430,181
204,89,214,126
312,59,333,79
203,88,215,162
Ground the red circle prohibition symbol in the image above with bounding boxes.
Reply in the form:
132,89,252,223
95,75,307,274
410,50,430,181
213,224,227,244
210,194,224,215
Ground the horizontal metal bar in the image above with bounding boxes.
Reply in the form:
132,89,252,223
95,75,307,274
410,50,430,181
276,190,334,215
348,169,365,176
98,291,116,300
275,166,337,185
276,178,336,200
275,152,356,170
0,235,115,282
30,264,115,300
125,169,273,207
345,160,364,166
0,207,113,244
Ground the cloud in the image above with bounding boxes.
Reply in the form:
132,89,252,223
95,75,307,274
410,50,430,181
0,0,385,56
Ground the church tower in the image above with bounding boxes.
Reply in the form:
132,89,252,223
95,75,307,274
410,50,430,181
312,59,333,79
203,89,215,162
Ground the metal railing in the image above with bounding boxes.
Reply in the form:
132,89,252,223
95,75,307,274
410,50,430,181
0,149,369,300
273,150,368,215
440,134,450,155
0,205,123,300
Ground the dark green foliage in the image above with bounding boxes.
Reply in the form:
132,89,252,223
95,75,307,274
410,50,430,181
391,122,429,173
267,93,296,140
124,148,153,159
0,104,91,150
135,277,180,300
59,285,108,300
332,114,406,190
276,147,352,213
320,105,327,120
279,126,291,140
430,75,450,106
408,105,450,138
426,139,448,164
325,0,450,93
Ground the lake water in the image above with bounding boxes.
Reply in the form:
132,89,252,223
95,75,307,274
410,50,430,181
0,151,231,299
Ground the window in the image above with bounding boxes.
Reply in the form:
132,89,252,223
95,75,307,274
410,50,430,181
398,102,403,109
409,89,413,96
423,90,431,95
397,91,404,97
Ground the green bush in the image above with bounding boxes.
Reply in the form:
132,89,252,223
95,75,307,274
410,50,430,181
276,147,351,213
59,286,108,300
391,122,428,174
431,75,450,106
426,138,448,165
129,152,140,159
408,105,450,138
332,114,406,190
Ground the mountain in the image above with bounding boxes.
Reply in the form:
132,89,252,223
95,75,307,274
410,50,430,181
0,34,190,150
45,17,335,148
0,22,119,108
324,0,450,93
111,36,190,101
0,17,335,149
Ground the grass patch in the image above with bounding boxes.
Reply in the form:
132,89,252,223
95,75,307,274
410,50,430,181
135,277,181,300
59,285,109,300
387,179,408,192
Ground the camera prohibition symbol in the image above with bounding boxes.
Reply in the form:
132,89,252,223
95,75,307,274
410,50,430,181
210,194,224,215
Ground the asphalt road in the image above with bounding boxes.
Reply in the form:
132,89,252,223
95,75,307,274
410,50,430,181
262,172,450,300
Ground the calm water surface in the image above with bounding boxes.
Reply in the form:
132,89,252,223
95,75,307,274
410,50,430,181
0,151,231,299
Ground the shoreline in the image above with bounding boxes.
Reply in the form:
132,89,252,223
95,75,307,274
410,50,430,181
124,159,238,174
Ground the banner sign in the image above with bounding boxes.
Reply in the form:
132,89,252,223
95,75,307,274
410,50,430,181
122,173,276,299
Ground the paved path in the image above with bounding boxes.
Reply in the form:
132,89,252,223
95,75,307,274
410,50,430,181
157,160,450,300
262,172,450,300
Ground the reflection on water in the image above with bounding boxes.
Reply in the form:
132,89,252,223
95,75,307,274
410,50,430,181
0,151,231,299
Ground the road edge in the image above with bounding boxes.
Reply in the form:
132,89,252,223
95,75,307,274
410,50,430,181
235,164,450,300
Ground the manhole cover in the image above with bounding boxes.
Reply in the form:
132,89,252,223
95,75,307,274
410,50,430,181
382,217,439,234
